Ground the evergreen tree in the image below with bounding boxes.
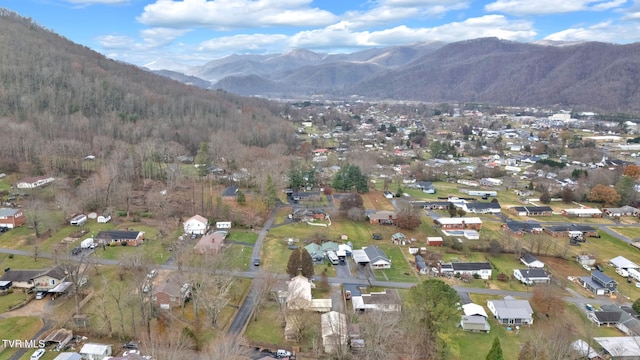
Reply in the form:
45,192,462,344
286,248,302,277
236,190,246,205
486,337,504,360
263,175,278,208
299,248,314,278
195,142,209,178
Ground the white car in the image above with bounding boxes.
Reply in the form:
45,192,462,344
31,349,45,360
147,269,158,279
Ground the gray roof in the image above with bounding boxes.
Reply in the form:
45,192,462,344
0,208,20,217
490,296,533,320
363,246,390,263
521,253,540,265
95,231,141,241
451,262,492,271
515,268,549,279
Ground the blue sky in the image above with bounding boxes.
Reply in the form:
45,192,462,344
3,0,640,69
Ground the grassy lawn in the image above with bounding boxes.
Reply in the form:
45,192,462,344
273,206,294,226
373,246,417,282
0,254,53,270
0,291,31,312
610,226,640,240
0,317,43,360
227,230,259,245
245,301,285,344
223,244,253,271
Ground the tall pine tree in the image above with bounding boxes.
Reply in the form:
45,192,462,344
486,337,504,360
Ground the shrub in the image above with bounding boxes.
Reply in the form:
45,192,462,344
121,242,128,246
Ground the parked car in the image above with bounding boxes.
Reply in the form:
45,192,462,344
123,341,139,350
372,233,382,240
275,349,292,358
31,349,45,360
35,291,46,300
70,247,82,256
147,269,158,279
344,290,351,300
253,258,260,266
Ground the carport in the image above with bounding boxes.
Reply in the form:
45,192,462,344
352,250,370,265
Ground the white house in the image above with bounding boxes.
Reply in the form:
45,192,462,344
513,269,551,285
520,253,545,268
352,290,401,312
363,246,391,269
183,215,209,235
487,296,534,326
450,262,493,280
79,343,112,360
321,311,349,354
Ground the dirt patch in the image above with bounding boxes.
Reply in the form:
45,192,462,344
362,191,395,211
540,256,581,280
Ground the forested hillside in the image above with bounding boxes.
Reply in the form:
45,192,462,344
0,9,295,171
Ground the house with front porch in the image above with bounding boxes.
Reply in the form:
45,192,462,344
449,262,493,280
513,268,551,285
0,208,26,229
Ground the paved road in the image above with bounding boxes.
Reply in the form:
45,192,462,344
226,204,280,335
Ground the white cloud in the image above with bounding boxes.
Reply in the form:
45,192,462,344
289,15,536,50
198,33,289,54
485,0,628,15
544,20,640,42
141,27,190,48
96,34,136,49
342,0,470,29
137,0,337,29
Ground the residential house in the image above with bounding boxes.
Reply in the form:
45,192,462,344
304,243,324,261
502,220,543,236
426,236,443,246
520,253,545,268
284,274,331,312
192,232,226,255
513,268,551,285
544,224,598,238
286,274,313,310
593,336,640,359
31,266,68,292
15,175,54,189
433,217,483,230
449,262,493,280
152,275,191,310
79,343,112,360
603,206,639,218
363,246,391,269
221,185,239,200
352,290,401,312
367,210,397,225
578,270,618,295
422,201,452,210
487,296,534,325
509,206,553,217
415,181,436,194
0,269,42,291
599,304,640,336
463,202,502,214
183,215,209,235
0,208,26,229
460,315,491,333
321,311,349,354
562,208,603,218
610,256,639,270
95,230,144,247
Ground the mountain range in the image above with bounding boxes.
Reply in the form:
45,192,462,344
148,38,640,112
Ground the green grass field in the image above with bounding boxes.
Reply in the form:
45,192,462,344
0,317,44,360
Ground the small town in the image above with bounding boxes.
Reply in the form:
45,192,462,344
1,100,640,360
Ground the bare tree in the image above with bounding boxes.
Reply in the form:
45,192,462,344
251,272,279,322
200,335,252,360
360,311,403,360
